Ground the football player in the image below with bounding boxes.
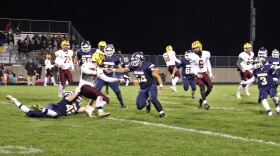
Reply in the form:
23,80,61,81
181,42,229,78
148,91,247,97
121,56,131,86
95,44,127,108
236,43,254,99
6,91,90,118
171,50,196,99
110,51,166,117
241,57,280,116
257,47,268,59
163,45,181,92
191,41,213,110
74,41,97,67
97,41,110,94
44,54,57,86
76,51,124,117
55,40,75,97
267,49,280,88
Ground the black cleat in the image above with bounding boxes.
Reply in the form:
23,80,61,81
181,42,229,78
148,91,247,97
159,113,166,118
198,99,203,109
192,96,195,99
121,105,127,108
106,91,109,94
146,100,151,113
204,103,211,110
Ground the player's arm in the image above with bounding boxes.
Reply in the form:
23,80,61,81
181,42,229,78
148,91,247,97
112,67,131,73
242,76,256,85
98,68,122,83
206,56,214,79
170,53,181,64
152,69,165,91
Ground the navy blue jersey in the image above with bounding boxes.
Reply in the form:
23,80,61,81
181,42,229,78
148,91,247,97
51,96,81,116
267,56,280,66
129,62,156,89
76,48,97,66
253,64,277,89
176,58,194,79
102,56,121,77
121,61,130,77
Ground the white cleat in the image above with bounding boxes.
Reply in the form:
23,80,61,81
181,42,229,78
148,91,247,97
6,95,17,103
170,86,178,92
268,111,273,116
44,83,47,86
98,111,110,118
276,106,280,114
236,94,241,99
85,108,94,117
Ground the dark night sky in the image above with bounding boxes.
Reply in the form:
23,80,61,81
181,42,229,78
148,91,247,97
1,0,279,56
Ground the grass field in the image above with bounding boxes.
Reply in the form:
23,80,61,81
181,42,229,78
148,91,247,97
1,84,280,155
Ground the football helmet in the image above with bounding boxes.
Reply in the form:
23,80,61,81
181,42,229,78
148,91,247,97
185,50,192,60
123,56,129,63
255,57,265,68
243,43,252,49
191,41,202,53
258,47,267,58
104,44,115,57
61,40,70,50
131,52,145,67
166,45,173,52
98,41,107,52
46,54,51,59
92,51,105,65
64,91,73,97
81,41,91,53
272,49,279,58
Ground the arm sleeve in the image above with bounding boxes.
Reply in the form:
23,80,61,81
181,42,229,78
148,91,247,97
245,76,256,84
98,73,118,83
81,64,97,75
170,53,181,64
206,55,212,74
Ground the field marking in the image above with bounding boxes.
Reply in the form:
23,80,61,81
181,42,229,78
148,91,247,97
109,117,280,146
0,146,43,154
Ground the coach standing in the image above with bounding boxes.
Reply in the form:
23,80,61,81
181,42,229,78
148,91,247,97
25,59,36,86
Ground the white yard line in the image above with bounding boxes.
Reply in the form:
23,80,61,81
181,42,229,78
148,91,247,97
109,117,280,146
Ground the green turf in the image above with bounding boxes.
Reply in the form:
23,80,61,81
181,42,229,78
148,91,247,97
0,84,280,155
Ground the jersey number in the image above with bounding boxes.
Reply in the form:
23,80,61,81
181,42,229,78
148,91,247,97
163,54,170,62
199,59,204,68
260,77,267,85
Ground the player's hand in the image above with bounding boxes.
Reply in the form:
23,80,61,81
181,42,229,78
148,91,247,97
159,85,165,91
105,67,114,73
117,79,125,83
240,80,246,85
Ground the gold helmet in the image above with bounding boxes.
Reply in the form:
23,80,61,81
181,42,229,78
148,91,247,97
191,41,202,50
92,51,105,65
166,45,173,52
61,40,70,50
243,43,252,49
46,54,51,59
98,41,107,51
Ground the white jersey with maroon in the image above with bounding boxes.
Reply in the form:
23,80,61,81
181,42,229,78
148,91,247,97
77,62,118,90
44,59,54,72
190,50,212,74
237,51,254,71
163,51,181,66
55,49,74,70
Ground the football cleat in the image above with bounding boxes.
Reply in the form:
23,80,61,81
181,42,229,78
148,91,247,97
85,108,94,117
98,111,111,118
198,99,203,109
170,86,178,92
6,95,17,103
58,91,63,97
31,104,43,111
204,103,211,110
121,105,128,108
146,99,151,113
236,93,241,99
159,113,166,118
192,96,195,99
245,88,250,96
268,110,273,116
276,105,280,114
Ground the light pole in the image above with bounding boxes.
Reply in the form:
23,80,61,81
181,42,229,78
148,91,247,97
250,0,256,50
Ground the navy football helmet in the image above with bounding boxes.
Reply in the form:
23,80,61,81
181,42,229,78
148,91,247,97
255,57,265,69
131,52,144,67
258,47,267,58
81,41,91,52
104,44,115,57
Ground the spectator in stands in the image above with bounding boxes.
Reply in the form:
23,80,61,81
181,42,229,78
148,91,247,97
15,22,22,37
17,39,23,53
40,34,48,49
29,36,35,51
5,21,12,33
24,35,31,51
47,33,52,46
0,31,7,43
70,35,77,50
8,70,15,83
25,59,36,86
6,29,14,45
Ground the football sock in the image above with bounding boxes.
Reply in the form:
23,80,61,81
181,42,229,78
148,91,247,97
205,87,212,97
172,77,179,86
116,92,125,106
58,84,63,92
237,85,244,95
151,99,163,112
42,108,57,117
261,99,271,111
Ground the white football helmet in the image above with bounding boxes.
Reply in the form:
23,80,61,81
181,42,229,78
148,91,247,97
255,57,265,69
258,47,267,58
104,44,115,57
272,49,279,58
81,41,91,53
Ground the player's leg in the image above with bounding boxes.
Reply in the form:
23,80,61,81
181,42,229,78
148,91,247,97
203,73,213,98
190,78,197,99
245,72,254,96
95,78,105,92
58,69,66,97
109,82,127,108
6,95,30,113
182,78,190,91
236,71,245,99
136,88,149,110
260,89,272,116
195,76,209,110
148,85,165,117
270,87,280,114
